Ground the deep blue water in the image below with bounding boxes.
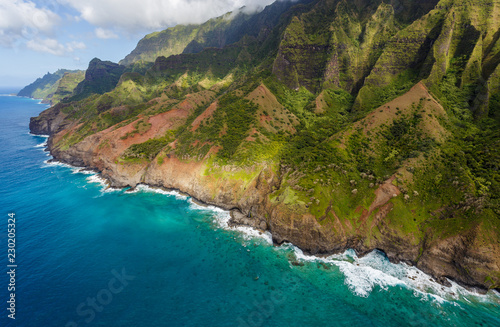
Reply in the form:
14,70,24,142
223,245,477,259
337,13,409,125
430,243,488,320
0,93,499,327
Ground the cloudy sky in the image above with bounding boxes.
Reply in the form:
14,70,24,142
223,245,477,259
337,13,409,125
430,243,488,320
0,0,275,89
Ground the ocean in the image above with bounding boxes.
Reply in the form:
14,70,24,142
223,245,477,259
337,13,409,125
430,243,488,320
0,92,499,327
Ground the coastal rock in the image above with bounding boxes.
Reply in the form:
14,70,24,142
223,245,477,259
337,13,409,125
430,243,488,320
229,209,267,231
29,103,68,135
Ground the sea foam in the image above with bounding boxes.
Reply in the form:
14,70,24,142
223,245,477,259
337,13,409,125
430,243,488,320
29,132,49,138
284,244,500,304
34,141,47,148
42,159,75,170
31,133,49,148
188,198,273,245
131,184,189,200
71,168,95,175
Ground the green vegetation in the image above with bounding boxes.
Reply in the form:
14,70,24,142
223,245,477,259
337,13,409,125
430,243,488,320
70,58,126,102
122,137,171,161
50,71,85,104
120,0,299,65
175,93,258,160
18,69,83,103
354,69,419,116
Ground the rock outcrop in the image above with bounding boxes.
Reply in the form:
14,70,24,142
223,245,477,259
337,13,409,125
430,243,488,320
71,58,125,101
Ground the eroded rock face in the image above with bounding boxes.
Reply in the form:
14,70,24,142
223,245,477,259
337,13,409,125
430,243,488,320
71,58,125,100
29,103,68,135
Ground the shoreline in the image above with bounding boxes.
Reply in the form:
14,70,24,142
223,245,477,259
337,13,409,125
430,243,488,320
33,133,500,300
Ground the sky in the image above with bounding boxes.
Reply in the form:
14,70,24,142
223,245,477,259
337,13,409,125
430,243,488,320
0,0,275,89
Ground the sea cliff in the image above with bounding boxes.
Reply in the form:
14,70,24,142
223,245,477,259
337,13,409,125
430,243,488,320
30,92,500,293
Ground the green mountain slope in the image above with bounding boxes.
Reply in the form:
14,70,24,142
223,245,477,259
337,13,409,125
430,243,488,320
46,71,85,105
29,0,500,291
17,69,83,103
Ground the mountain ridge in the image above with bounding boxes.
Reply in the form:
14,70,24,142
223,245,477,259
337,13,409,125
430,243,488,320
119,0,309,66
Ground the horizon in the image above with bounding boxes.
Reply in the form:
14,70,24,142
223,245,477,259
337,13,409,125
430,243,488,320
0,0,275,88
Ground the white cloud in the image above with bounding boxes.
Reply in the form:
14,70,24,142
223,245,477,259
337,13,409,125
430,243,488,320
59,0,275,32
26,38,86,56
67,40,86,51
95,27,118,39
0,0,60,46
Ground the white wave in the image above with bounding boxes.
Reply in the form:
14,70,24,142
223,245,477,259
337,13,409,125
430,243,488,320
42,159,74,169
125,186,272,244
86,174,122,195
30,133,49,149
29,133,49,138
340,251,499,303
189,198,273,245
71,168,95,175
37,150,124,196
86,174,109,187
233,226,273,245
187,199,273,245
101,186,122,193
284,246,499,304
132,184,189,200
188,198,227,214
34,141,47,148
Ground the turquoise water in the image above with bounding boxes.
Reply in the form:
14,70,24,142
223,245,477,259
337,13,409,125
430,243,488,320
0,93,499,327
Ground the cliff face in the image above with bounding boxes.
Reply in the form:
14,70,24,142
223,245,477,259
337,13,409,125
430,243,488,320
355,0,500,114
70,58,125,101
272,0,441,93
29,102,69,135
29,0,500,292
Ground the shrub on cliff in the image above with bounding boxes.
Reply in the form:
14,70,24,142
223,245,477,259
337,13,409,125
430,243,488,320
122,137,170,161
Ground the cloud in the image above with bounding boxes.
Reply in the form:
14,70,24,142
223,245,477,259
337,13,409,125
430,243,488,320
0,0,60,46
95,27,118,39
59,0,275,32
26,38,85,56
67,40,86,51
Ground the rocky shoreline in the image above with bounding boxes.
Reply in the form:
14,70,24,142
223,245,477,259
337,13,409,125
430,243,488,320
30,114,499,295
31,99,500,294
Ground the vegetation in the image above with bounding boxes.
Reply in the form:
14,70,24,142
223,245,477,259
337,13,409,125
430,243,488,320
17,69,83,103
175,93,259,160
122,137,171,161
50,71,85,104
70,58,126,102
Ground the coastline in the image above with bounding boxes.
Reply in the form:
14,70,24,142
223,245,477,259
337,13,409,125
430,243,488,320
37,149,500,303
33,129,500,297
